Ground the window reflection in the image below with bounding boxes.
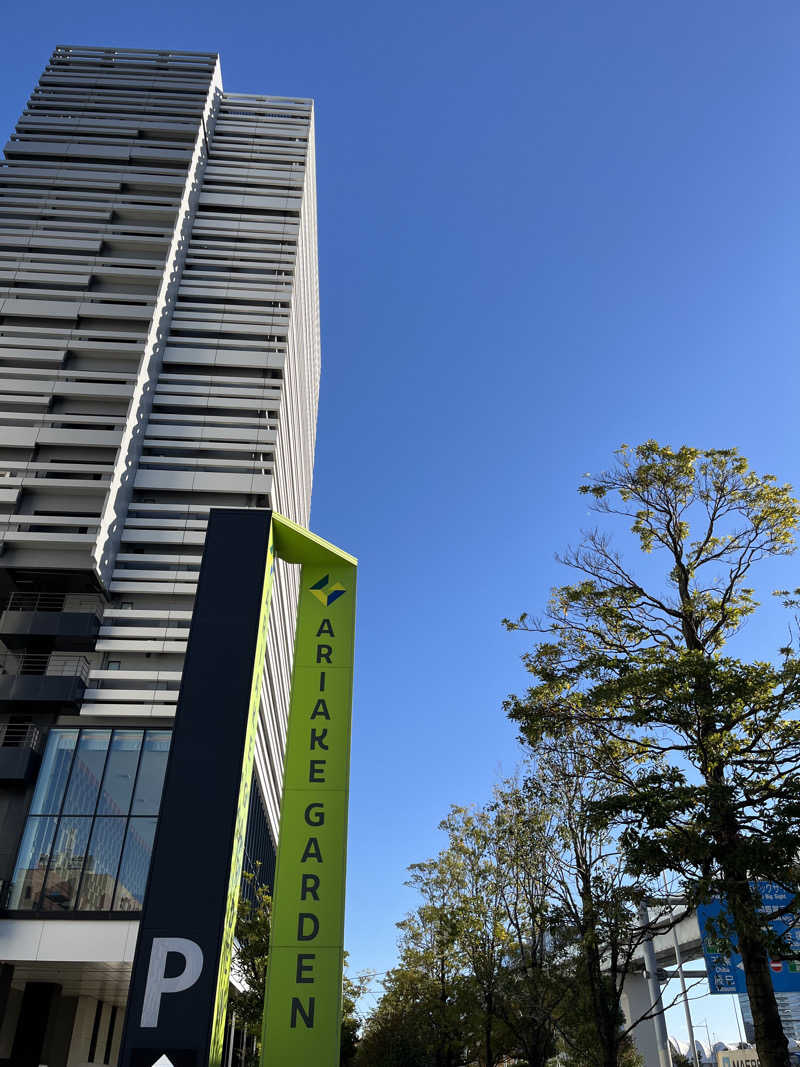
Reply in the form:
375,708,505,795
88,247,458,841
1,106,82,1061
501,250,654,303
41,817,92,910
113,818,157,911
30,730,77,815
77,817,126,911
62,730,110,815
98,731,142,816
131,731,171,815
9,728,171,913
7,816,57,909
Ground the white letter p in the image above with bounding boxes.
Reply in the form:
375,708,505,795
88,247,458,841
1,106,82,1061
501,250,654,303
141,937,204,1028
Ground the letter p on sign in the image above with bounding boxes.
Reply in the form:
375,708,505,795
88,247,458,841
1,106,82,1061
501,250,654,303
141,937,204,1027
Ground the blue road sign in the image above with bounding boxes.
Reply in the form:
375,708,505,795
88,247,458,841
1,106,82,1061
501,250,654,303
697,882,800,995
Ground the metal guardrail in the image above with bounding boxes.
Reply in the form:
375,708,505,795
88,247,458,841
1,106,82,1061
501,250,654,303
0,722,42,750
3,592,102,615
4,592,64,612
0,653,90,684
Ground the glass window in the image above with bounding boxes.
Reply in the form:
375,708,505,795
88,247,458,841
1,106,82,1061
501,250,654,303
97,731,142,816
30,730,77,815
10,728,171,913
131,731,171,816
40,816,92,911
62,730,110,815
113,817,157,912
77,817,126,911
7,816,57,910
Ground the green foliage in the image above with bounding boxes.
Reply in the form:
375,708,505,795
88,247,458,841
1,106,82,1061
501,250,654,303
357,761,657,1067
670,1052,693,1067
354,960,468,1067
229,876,273,1039
505,442,800,1067
503,738,675,1067
360,442,800,1067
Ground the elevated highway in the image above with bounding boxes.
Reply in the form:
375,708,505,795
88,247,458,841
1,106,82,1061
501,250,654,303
623,908,707,1067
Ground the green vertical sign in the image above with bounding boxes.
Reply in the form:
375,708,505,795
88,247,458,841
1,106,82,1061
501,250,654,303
263,516,357,1066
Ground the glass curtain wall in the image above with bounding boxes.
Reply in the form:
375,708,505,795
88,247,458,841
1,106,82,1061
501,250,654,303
7,727,171,912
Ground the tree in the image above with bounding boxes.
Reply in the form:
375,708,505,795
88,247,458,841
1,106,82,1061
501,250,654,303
229,877,272,1047
398,858,472,1067
504,442,800,1067
354,963,458,1067
341,955,368,1066
369,778,655,1067
670,1052,693,1067
516,738,675,1067
486,782,566,1067
437,805,515,1066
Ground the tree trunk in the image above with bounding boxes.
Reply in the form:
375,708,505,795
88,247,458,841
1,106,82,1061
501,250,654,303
525,1028,551,1067
728,883,790,1067
688,656,791,1067
578,891,618,1067
484,1000,493,1067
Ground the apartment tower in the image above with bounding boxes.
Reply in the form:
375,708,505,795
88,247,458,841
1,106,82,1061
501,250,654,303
0,45,320,1066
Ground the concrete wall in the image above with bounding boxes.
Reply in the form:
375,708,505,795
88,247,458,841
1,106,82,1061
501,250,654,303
622,972,665,1067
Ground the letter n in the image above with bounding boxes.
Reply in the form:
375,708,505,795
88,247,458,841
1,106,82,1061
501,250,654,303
291,996,316,1029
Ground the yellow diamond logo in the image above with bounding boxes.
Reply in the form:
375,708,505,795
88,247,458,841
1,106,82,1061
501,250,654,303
309,574,346,607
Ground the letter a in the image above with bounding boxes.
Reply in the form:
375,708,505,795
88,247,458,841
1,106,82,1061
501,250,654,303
316,619,334,637
311,699,330,720
301,837,323,862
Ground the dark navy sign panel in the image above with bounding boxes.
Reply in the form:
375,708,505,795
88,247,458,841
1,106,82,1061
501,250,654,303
118,509,274,1066
698,882,800,995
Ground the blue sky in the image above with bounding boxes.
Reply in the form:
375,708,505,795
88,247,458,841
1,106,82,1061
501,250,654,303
4,0,800,1045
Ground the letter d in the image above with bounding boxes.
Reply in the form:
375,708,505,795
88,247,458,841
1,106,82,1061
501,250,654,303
141,936,204,1027
297,913,320,941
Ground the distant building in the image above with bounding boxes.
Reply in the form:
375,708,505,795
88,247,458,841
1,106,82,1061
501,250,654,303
738,992,800,1043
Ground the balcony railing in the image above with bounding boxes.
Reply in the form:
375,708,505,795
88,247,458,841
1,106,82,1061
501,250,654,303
0,723,42,751
0,653,90,684
3,592,102,616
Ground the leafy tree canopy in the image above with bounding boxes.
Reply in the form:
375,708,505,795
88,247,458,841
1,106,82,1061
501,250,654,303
504,442,800,1067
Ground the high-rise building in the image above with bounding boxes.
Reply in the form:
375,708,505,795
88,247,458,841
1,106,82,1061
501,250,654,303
739,990,800,1045
0,45,320,1065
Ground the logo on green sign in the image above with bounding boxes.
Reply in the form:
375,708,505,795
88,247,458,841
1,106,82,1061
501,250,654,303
309,573,347,607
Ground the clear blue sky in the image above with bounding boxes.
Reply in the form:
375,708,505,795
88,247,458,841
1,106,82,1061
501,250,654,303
3,0,800,1044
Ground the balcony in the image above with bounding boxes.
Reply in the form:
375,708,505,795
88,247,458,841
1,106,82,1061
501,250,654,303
0,722,42,782
0,593,102,651
0,653,90,708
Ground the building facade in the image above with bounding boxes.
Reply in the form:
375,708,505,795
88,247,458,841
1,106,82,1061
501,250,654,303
0,45,320,1066
739,991,800,1045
